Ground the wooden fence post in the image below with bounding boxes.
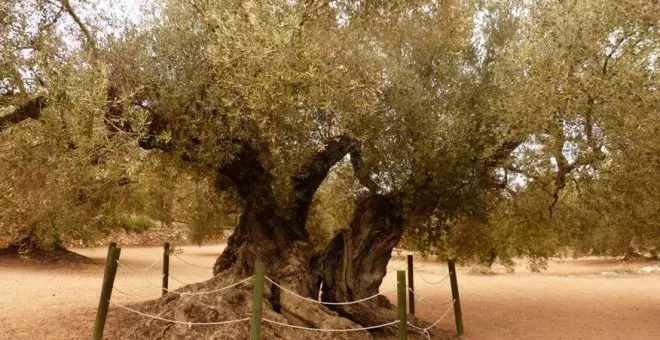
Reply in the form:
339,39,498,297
250,261,265,340
106,242,117,263
162,242,170,296
448,260,464,336
101,242,117,298
407,255,415,315
93,246,121,340
397,270,408,340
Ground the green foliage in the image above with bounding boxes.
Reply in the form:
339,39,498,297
186,188,241,245
477,0,659,267
306,162,359,247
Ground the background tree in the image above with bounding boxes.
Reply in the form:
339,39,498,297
0,0,183,254
475,0,660,269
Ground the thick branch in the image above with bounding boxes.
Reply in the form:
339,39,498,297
293,136,358,202
547,117,605,218
293,135,379,199
290,136,358,228
59,0,98,59
291,135,380,230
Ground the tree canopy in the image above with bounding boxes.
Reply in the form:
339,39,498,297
1,0,658,262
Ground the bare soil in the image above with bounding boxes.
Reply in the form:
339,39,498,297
1,245,658,339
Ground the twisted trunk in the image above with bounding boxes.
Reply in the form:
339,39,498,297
314,194,405,326
115,138,418,339
209,137,406,325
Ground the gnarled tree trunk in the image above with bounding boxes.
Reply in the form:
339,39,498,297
114,138,427,339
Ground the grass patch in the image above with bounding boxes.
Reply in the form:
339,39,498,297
120,216,155,233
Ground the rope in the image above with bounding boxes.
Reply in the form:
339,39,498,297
173,254,214,269
407,322,432,340
117,260,251,296
113,286,139,296
407,286,454,303
425,299,456,329
387,262,407,273
414,270,452,286
114,256,162,272
262,318,399,332
265,276,395,305
110,300,250,326
117,260,162,276
168,274,188,285
407,272,451,302
116,260,173,291
407,299,456,339
172,276,251,296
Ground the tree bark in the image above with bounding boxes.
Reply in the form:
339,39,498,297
314,194,405,326
212,140,311,278
212,136,372,278
116,193,409,339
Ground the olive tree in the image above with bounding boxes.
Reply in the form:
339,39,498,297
1,0,657,337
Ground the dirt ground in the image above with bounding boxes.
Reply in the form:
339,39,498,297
1,244,658,340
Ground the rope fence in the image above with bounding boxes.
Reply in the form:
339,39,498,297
266,276,397,306
407,271,451,302
112,286,140,297
414,270,452,286
110,300,251,326
93,242,464,340
169,276,252,296
114,256,162,272
387,262,408,273
408,299,456,340
167,274,188,285
116,260,252,296
262,318,399,332
174,254,215,270
115,260,175,293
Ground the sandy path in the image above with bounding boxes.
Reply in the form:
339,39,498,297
0,245,223,339
382,259,660,340
1,245,658,339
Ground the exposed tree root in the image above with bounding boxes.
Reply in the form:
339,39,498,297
114,269,360,339
111,269,446,339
